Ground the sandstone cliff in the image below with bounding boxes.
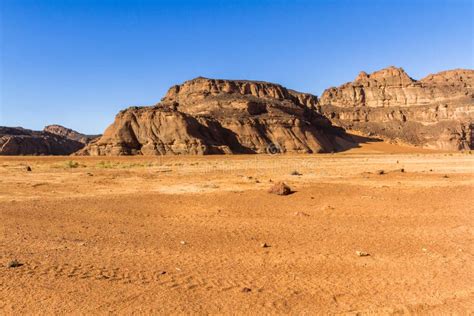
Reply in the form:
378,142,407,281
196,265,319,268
319,67,473,150
80,78,353,155
0,127,86,155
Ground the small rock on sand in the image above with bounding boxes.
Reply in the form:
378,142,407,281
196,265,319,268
25,166,32,172
294,211,310,217
7,260,23,268
268,182,292,195
356,251,370,257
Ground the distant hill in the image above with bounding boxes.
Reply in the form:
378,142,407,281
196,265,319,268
0,125,99,155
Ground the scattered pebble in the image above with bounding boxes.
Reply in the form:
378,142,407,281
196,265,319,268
261,243,270,248
242,287,252,293
290,170,302,176
322,205,335,211
25,166,32,172
443,175,449,178
376,170,385,175
293,211,310,217
356,251,370,257
7,260,23,268
180,241,187,245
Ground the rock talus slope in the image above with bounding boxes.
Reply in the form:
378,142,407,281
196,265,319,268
80,78,353,155
319,67,473,150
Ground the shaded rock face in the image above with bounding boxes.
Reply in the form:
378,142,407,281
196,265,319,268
0,127,86,155
320,68,474,150
44,124,99,144
80,78,353,155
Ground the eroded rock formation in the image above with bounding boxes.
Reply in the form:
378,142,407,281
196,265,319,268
319,67,473,150
79,78,354,155
0,127,86,155
78,67,474,155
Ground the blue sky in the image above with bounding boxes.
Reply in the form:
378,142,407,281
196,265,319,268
1,0,473,134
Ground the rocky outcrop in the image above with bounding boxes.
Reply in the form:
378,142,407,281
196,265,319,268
319,67,473,150
79,68,474,155
44,124,99,144
0,127,86,155
79,78,354,155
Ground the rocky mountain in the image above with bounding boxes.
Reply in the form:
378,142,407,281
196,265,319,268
44,124,99,144
14,67,471,156
0,126,95,155
319,67,473,150
0,127,84,155
79,77,355,155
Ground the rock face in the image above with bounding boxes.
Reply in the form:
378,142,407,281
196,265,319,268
44,124,99,144
0,127,87,155
80,68,474,155
319,67,473,150
80,78,354,155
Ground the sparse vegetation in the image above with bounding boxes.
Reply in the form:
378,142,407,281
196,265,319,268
96,161,116,169
65,160,80,168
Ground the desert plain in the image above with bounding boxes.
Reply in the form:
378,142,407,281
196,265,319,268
1,142,473,314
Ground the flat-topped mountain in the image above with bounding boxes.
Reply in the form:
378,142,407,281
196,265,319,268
319,67,473,150
79,77,354,155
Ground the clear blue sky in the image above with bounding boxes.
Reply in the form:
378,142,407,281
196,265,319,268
1,0,473,134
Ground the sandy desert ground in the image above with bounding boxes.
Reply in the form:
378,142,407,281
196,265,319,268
1,142,473,314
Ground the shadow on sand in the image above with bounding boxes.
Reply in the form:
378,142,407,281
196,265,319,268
335,132,384,153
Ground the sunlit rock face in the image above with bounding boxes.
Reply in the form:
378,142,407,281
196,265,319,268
79,77,353,156
319,67,474,150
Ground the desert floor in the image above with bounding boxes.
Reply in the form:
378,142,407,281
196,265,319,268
1,142,473,314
